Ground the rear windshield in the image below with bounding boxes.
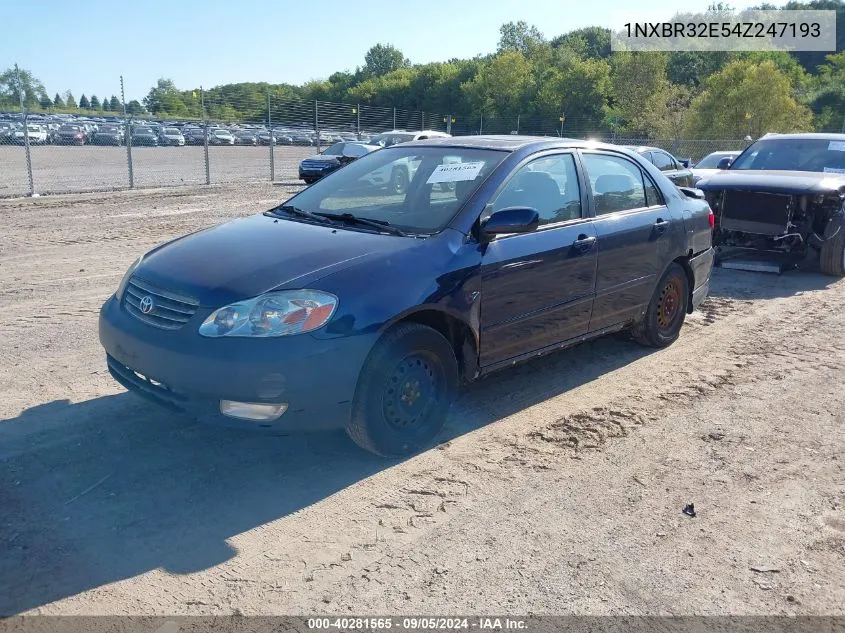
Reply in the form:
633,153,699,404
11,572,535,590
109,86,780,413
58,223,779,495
732,138,845,173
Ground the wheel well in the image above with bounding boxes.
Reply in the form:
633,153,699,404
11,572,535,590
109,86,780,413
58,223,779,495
674,254,696,314
398,310,477,382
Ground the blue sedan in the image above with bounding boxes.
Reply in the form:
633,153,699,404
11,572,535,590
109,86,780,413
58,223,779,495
99,136,715,456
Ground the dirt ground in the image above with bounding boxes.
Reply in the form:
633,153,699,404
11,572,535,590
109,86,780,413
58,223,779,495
0,184,843,617
0,145,314,197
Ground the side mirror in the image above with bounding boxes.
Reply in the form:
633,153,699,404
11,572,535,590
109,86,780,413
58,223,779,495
678,186,705,200
481,207,540,238
717,157,734,169
679,158,691,168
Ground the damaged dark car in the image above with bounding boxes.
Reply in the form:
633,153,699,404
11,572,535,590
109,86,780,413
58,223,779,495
696,133,845,276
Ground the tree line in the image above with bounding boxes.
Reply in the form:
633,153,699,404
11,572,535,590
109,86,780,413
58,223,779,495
3,0,844,139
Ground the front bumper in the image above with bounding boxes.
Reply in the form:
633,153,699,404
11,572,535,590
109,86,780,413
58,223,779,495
99,295,375,431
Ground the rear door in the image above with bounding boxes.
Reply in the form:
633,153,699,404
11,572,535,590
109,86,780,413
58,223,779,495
579,151,678,331
479,152,597,367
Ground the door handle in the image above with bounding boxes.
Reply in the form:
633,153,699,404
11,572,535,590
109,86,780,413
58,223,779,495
573,234,596,252
653,219,670,234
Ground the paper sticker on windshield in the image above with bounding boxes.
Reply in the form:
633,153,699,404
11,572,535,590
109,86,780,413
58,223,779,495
823,167,845,174
828,141,845,152
427,161,484,184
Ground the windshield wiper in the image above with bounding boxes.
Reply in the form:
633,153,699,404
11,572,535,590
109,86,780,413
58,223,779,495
315,212,407,236
265,204,330,224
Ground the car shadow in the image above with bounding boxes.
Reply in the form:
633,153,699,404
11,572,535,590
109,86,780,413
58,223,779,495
0,333,659,615
707,265,839,301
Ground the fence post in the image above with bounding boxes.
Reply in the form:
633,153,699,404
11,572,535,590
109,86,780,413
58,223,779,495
120,75,134,189
356,103,361,138
393,107,396,130
315,100,321,151
268,91,274,182
14,64,35,197
202,86,210,185
479,113,483,135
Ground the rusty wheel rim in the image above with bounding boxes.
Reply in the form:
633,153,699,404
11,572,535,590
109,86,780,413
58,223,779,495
656,277,683,331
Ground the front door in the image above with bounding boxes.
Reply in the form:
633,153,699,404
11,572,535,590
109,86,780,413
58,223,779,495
479,153,598,367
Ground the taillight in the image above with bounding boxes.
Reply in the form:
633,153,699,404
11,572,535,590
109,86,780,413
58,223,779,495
708,209,715,230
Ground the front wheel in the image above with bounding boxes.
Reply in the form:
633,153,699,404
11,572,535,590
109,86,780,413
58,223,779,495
346,323,458,457
390,167,409,195
630,262,689,348
819,214,845,277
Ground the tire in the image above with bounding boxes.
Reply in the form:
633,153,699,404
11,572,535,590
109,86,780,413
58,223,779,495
630,262,689,348
390,167,409,195
346,323,458,457
819,213,845,277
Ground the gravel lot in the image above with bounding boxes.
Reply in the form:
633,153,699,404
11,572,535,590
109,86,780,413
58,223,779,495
0,184,843,616
0,145,315,197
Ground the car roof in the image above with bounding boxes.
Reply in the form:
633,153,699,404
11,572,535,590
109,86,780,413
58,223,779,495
623,145,672,154
401,135,618,152
754,132,845,141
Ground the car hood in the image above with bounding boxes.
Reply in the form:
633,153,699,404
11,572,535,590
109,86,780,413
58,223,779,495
303,153,340,163
696,170,845,195
134,213,409,307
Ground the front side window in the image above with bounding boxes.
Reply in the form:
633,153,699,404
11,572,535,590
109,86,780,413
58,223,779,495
581,153,649,215
492,154,582,225
285,147,507,234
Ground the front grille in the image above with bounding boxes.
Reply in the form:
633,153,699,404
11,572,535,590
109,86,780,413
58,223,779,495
123,276,199,330
301,160,332,169
106,355,187,410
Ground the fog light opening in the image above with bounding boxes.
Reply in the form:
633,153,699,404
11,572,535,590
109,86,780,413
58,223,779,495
219,400,288,421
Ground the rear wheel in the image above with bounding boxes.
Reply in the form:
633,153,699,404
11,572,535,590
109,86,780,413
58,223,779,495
631,262,689,348
819,214,845,277
346,323,458,457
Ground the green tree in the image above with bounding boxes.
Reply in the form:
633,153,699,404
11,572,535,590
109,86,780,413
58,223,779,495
65,91,77,108
667,51,734,87
808,51,845,131
109,95,121,111
498,21,545,54
79,94,90,109
551,27,611,60
535,55,611,134
685,59,813,138
53,92,65,108
609,52,673,137
363,44,408,78
462,50,535,128
0,67,47,109
39,94,53,109
144,78,188,114
90,94,100,110
126,99,145,115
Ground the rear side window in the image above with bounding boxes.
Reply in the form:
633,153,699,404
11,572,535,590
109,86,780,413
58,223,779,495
581,153,650,215
650,151,675,171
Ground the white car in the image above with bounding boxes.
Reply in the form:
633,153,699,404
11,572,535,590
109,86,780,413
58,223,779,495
210,129,235,145
159,127,185,146
12,124,48,145
364,130,452,193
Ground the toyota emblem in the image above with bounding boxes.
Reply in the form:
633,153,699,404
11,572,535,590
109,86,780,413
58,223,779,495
139,295,155,314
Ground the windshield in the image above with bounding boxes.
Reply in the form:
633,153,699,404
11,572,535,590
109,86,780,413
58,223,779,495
134,127,152,134
235,131,254,137
281,147,507,234
59,126,80,132
163,127,180,134
696,152,737,169
322,142,344,155
214,130,229,136
731,138,845,173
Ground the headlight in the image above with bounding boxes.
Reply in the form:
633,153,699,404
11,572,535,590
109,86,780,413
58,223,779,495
199,290,338,338
115,256,142,301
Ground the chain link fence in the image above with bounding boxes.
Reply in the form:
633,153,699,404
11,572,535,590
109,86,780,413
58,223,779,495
1,86,755,198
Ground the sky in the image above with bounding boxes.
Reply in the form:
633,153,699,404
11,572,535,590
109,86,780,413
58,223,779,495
0,0,757,103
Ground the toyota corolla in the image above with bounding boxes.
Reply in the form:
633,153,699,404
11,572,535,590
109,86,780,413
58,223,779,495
99,136,715,456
